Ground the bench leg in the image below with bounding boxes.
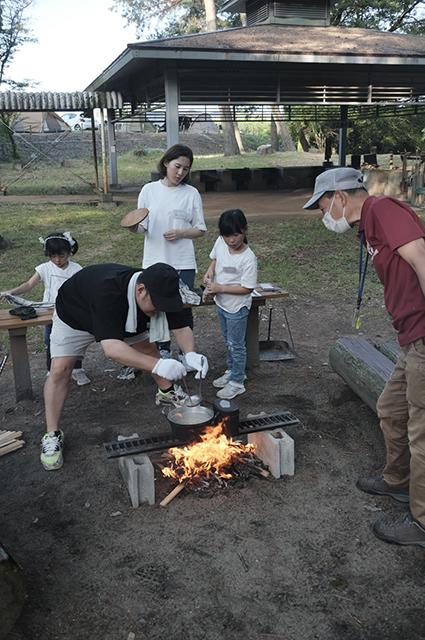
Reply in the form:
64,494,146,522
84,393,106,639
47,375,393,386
9,327,33,402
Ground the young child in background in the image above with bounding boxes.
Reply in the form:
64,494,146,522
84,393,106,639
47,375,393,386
3,232,90,386
203,209,257,400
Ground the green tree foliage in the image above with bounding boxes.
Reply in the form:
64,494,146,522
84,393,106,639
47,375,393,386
348,113,425,153
112,0,240,40
330,0,425,34
0,0,34,86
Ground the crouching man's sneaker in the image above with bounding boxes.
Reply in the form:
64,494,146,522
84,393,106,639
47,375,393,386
356,474,410,503
71,368,90,386
155,384,189,407
373,512,425,548
117,366,135,380
40,430,64,471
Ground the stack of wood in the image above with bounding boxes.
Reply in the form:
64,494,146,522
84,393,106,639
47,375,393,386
0,430,24,457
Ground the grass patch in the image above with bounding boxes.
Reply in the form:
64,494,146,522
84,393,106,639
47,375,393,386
0,149,396,195
0,148,406,353
0,200,390,352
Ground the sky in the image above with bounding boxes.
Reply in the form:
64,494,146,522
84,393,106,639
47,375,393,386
6,0,140,93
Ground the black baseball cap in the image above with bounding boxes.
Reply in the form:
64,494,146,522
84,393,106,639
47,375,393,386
140,263,183,312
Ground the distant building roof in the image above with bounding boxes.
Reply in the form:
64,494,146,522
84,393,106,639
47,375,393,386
122,24,425,59
86,24,425,111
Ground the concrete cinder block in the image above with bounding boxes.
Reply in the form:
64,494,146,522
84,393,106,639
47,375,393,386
248,428,294,478
118,454,155,507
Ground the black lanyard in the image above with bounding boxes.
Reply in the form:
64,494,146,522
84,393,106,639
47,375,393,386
353,231,368,329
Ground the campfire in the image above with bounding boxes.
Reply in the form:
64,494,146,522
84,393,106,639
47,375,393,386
155,423,269,506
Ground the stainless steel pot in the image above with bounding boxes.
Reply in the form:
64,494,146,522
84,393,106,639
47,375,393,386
165,405,215,442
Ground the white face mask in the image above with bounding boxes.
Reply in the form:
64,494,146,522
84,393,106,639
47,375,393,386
322,196,351,234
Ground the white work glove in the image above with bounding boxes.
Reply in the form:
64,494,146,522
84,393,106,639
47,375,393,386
184,352,209,379
152,358,186,381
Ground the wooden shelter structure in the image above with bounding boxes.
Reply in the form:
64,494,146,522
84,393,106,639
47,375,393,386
84,0,425,185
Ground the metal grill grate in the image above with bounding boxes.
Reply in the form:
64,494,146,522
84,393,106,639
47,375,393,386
103,411,299,458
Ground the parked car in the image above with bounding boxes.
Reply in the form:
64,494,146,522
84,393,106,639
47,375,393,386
60,112,99,131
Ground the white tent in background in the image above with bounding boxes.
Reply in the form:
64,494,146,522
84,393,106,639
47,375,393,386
189,114,218,134
13,112,70,133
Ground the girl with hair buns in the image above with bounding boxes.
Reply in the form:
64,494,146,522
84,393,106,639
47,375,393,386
2,232,90,386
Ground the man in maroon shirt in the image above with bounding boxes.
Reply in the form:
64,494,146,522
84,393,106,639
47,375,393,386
304,167,425,548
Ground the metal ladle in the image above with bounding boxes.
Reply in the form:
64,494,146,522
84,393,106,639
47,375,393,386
182,358,204,407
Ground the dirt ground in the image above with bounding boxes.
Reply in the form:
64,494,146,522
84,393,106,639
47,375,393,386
1,286,425,640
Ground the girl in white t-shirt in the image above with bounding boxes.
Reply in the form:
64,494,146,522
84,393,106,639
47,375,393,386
3,232,90,386
203,209,257,400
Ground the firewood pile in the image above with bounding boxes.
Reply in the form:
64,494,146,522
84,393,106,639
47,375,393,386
0,430,25,457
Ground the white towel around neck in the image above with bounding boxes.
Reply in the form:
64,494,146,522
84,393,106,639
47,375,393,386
125,271,170,343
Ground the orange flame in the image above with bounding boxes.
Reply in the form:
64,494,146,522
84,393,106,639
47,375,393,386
162,424,255,483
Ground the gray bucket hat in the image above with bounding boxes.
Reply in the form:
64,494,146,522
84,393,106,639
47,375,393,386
303,168,368,209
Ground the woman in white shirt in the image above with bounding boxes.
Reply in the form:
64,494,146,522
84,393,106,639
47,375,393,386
129,144,207,362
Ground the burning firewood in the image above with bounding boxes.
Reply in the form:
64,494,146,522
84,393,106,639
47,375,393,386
159,482,187,507
156,426,269,502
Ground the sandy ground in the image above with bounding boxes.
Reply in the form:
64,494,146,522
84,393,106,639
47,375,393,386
1,288,425,640
0,188,317,221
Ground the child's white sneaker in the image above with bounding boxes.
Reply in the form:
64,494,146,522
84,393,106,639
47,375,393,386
216,381,246,399
213,370,232,388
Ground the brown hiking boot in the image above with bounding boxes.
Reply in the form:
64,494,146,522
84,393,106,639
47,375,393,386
373,512,425,548
356,474,410,503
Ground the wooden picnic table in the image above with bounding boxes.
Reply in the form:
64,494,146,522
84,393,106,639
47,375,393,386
0,308,54,401
0,284,288,401
191,284,289,370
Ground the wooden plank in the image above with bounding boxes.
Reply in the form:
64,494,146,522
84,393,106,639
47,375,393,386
0,440,24,457
0,308,54,330
0,430,23,445
329,337,395,413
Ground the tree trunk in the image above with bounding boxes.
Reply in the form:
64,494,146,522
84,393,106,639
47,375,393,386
270,106,296,152
203,0,240,156
298,123,310,153
329,337,395,413
234,121,244,153
219,105,240,156
204,0,216,31
270,118,279,151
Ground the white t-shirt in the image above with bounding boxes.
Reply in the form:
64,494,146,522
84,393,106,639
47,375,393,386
35,260,82,304
210,236,257,314
137,180,207,271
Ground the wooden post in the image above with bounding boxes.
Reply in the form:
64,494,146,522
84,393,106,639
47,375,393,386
9,327,33,401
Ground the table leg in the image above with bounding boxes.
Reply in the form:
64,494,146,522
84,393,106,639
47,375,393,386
9,327,33,402
246,304,261,371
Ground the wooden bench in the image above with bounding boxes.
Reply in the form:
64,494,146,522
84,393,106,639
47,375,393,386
0,308,54,402
329,337,401,413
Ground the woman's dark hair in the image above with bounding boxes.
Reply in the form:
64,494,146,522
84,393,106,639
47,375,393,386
157,144,194,183
218,209,248,243
44,232,78,257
